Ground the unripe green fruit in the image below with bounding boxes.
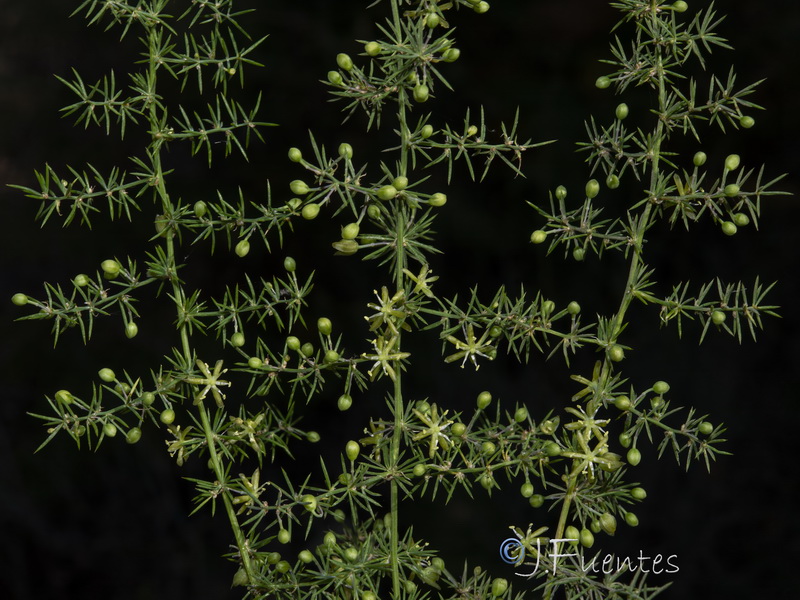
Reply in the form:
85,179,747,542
740,115,755,129
698,421,714,435
721,221,738,236
426,12,440,28
491,577,508,596
194,200,207,218
580,528,595,548
627,447,642,466
724,184,740,197
288,147,303,162
600,512,617,536
299,549,314,563
625,512,639,527
301,494,317,512
520,482,534,498
346,440,360,461
284,256,296,272
327,70,343,85
606,174,620,189
451,422,466,437
555,185,567,201
733,212,750,227
630,487,647,500
573,247,585,262
420,124,434,139
103,422,118,437
567,301,581,315
56,389,74,404
332,239,358,255
466,125,478,137
392,176,409,191
287,197,302,210
287,336,301,351
429,192,447,206
290,180,310,195
725,154,741,171
673,1,688,13
615,103,629,120
711,310,726,325
473,1,490,14
477,390,492,409
693,151,707,166
268,551,281,564
614,395,631,411
11,293,28,306
542,300,555,315
653,380,670,395
565,525,580,546
341,222,360,240
324,350,339,363
377,185,398,201
301,203,320,220
338,394,352,411
74,274,90,287
482,441,496,456
544,441,561,457
367,204,381,220
317,317,332,335
275,560,290,573
101,259,121,276
595,75,612,89
585,179,600,198
248,356,263,369
480,472,494,490
306,431,320,443
338,143,353,159
364,41,381,57
413,84,430,103
413,464,426,477
608,344,625,362
529,494,544,508
323,531,337,547
160,408,175,425
126,427,142,444
231,332,245,347
336,53,353,71
301,342,314,357
141,392,155,406
125,321,139,339
98,368,116,382
442,48,461,63
235,239,250,257
514,406,528,423
530,230,547,244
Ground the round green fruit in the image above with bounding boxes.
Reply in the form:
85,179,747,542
520,482,534,498
364,41,381,57
725,154,741,171
491,577,508,596
653,380,670,395
288,147,303,162
338,394,353,411
160,408,175,425
627,447,642,466
595,75,612,89
740,115,755,129
429,192,447,206
126,427,142,444
530,230,547,244
585,179,600,198
231,332,245,347
346,440,360,461
413,84,430,103
615,103,629,120
234,239,250,257
693,151,707,166
317,317,332,335
98,368,116,382
477,391,492,409
284,256,297,272
301,203,320,220
336,53,353,71
608,344,625,362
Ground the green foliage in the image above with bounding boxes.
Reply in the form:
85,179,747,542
11,1,787,599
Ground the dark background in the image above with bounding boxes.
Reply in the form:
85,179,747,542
1,1,798,598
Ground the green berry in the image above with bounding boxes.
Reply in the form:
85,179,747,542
740,115,755,129
529,494,544,508
290,180,310,195
615,103,629,120
429,192,447,207
698,421,714,435
580,528,594,548
299,549,314,563
413,84,430,103
451,422,466,437
473,1,490,14
306,431,320,443
608,344,625,362
520,482,534,498
103,422,118,438
573,247,585,262
267,551,282,564
426,12,440,28
125,321,139,339
141,392,156,406
98,368,116,382
491,577,508,596
480,472,494,490
323,349,339,364
301,203,320,220
482,441,496,456
600,512,617,536
346,440,360,461
126,427,142,444
567,301,581,315
275,560,290,573
364,41,381,57
317,317,332,335
630,487,647,500
287,197,302,210
721,221,738,236
625,512,640,527
420,124,434,139
284,256,296,272
565,525,580,546
725,154,741,171
653,380,670,395
55,389,74,404
101,259,121,276
544,441,561,457
724,184,740,197
555,185,567,201
12,293,28,306
301,342,314,357
606,174,620,189
341,222,360,240
194,201,207,218
338,394,352,411
585,179,600,198
287,336,301,351
377,185,398,201
514,406,528,423
711,310,726,325
338,143,353,160
327,70,343,85
477,390,492,409
336,53,353,71
248,356,263,369
733,212,750,227
234,239,250,257
627,447,642,466
413,464,427,477
595,75,612,89
301,494,317,512
442,48,461,62
231,332,245,347
614,395,631,411
73,274,90,287
288,147,303,162
160,408,175,425
693,151,707,166
672,1,688,12
392,175,409,191
530,230,547,244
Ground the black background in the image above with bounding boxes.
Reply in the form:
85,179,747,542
1,1,798,598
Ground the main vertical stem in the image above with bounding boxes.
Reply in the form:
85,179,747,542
145,24,254,583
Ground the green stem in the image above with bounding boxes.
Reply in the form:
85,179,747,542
144,23,255,583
